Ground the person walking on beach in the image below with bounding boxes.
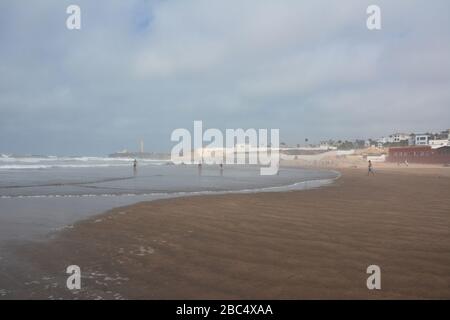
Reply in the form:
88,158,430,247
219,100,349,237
368,160,374,176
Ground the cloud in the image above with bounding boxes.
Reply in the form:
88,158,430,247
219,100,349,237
0,0,449,155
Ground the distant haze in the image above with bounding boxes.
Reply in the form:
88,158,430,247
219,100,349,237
1,0,449,155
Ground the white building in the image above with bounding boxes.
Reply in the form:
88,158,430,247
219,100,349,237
195,144,275,163
376,136,395,148
428,139,449,149
391,133,410,143
367,154,386,162
415,134,429,145
376,136,394,146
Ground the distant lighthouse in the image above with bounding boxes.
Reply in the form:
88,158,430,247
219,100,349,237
140,139,144,153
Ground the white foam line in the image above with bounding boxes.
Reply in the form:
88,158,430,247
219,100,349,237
0,162,169,170
0,171,341,200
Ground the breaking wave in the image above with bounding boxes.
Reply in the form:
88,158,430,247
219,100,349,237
0,155,171,170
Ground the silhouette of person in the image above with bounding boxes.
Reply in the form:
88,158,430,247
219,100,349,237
133,159,137,175
368,160,374,176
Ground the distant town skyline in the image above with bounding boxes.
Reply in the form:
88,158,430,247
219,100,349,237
1,0,450,156
108,127,450,156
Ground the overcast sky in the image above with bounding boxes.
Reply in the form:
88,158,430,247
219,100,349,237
1,0,449,155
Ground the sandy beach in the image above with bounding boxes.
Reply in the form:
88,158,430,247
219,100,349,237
2,166,450,299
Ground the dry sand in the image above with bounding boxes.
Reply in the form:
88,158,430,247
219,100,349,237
2,167,450,299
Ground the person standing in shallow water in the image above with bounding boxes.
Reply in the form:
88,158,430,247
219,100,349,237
198,162,202,176
368,160,374,176
219,163,223,176
133,159,137,176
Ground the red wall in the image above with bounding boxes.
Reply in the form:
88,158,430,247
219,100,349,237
388,146,450,164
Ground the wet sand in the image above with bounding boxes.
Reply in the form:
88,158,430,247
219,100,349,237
2,167,450,299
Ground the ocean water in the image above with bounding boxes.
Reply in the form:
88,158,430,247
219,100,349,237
0,155,339,243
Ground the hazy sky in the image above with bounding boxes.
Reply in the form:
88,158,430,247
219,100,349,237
1,0,449,155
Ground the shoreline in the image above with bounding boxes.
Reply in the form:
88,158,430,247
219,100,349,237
0,167,338,244
1,166,450,299
0,166,339,200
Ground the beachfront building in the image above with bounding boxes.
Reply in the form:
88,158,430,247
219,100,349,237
414,134,430,145
376,136,394,147
429,139,450,148
388,145,450,164
392,133,410,143
376,133,410,147
194,144,276,163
